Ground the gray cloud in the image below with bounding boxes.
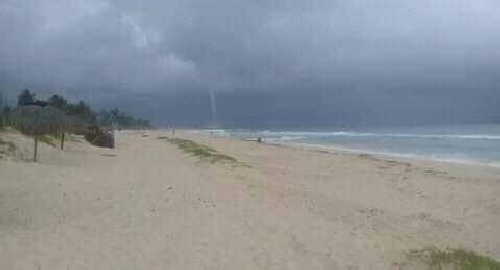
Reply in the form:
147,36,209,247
1,0,500,126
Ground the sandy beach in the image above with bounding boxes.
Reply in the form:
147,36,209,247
1,129,499,269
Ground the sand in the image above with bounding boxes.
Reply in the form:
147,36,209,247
0,129,499,269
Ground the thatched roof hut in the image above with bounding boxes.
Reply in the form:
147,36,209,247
9,105,69,161
11,105,68,136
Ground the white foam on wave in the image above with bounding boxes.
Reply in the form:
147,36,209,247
266,136,307,142
257,131,500,140
204,129,500,140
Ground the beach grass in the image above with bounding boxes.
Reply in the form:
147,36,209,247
158,136,244,165
38,135,57,147
406,247,500,270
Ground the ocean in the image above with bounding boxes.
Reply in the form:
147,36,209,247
202,124,500,167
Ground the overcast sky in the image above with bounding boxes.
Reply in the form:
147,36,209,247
1,0,499,127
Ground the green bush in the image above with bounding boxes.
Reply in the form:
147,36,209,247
159,137,243,165
407,247,500,270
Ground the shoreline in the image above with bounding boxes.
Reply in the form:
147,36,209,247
269,140,500,169
185,128,500,177
188,129,500,169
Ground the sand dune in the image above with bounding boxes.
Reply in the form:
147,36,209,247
1,129,499,269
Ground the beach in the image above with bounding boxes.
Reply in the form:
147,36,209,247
1,129,499,269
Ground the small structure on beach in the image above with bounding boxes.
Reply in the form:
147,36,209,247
85,125,115,149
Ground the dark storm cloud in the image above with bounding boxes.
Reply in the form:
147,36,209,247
1,0,500,125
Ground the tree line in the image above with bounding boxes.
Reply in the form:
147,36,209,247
2,89,151,129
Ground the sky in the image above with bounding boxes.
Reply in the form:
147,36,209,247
1,0,499,127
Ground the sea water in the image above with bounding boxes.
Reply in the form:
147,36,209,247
204,124,500,167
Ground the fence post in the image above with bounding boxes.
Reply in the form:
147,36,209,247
61,132,65,150
33,136,38,162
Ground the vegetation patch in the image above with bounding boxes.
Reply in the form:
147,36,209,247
159,137,245,166
405,247,500,270
38,135,57,147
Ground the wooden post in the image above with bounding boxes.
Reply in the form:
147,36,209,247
60,132,65,150
33,136,38,162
